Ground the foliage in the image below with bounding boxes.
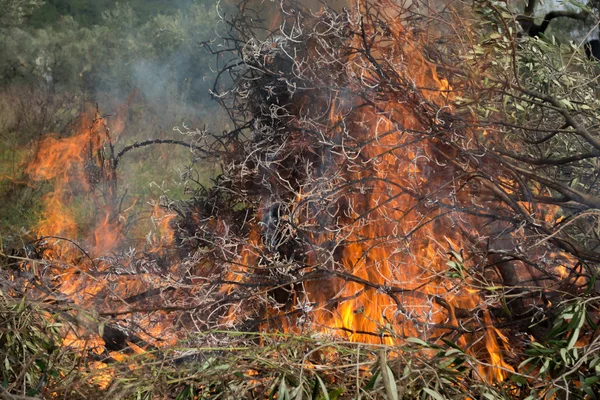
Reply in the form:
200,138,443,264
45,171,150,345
97,332,506,399
0,291,597,399
28,0,199,28
452,1,600,396
0,291,82,398
0,2,218,99
0,0,43,27
517,293,600,398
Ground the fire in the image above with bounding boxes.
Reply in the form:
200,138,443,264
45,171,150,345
9,1,588,395
207,2,520,382
19,101,185,389
481,312,514,382
26,108,124,260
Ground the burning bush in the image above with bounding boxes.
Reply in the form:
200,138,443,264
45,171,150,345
170,0,600,395
2,0,600,398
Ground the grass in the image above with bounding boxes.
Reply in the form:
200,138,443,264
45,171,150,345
0,291,497,400
0,285,525,400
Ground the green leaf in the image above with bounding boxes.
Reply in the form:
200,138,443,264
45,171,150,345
328,388,343,400
510,374,527,386
384,364,398,400
34,359,46,372
567,328,580,350
445,348,463,356
315,375,329,400
438,357,456,369
406,337,431,347
363,370,380,391
485,286,502,291
175,385,193,400
539,358,551,375
270,377,281,400
449,250,463,263
585,273,597,296
566,0,593,13
17,296,26,313
441,339,464,353
518,357,536,370
583,383,597,399
423,387,445,400
560,348,569,364
290,384,303,400
570,177,579,188
278,376,290,400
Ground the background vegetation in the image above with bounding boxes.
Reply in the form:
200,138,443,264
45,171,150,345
0,0,224,240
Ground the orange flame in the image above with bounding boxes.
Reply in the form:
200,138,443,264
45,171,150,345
212,4,517,383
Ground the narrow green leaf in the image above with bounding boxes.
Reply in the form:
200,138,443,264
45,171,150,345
315,375,330,400
363,370,380,391
518,357,536,370
567,328,580,350
441,339,464,352
423,387,445,400
278,376,289,400
406,337,431,347
585,273,597,296
560,348,568,364
34,359,46,372
385,364,398,400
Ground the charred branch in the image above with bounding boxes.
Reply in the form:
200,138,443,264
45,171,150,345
113,139,212,169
